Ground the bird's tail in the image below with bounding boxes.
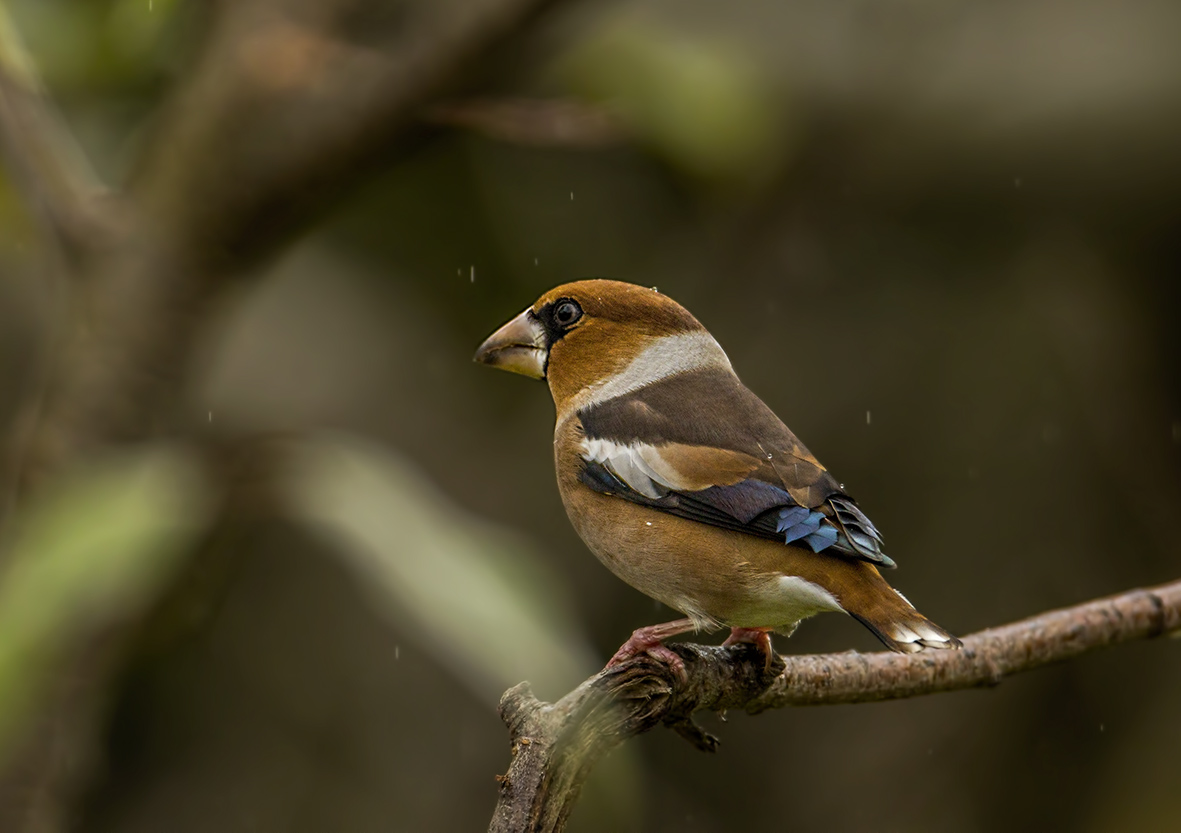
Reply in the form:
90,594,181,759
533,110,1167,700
848,587,962,653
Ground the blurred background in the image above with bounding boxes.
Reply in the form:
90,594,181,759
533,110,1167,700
0,0,1178,831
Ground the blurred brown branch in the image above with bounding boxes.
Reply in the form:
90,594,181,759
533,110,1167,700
0,1,572,831
426,97,627,147
490,579,1181,833
9,0,566,497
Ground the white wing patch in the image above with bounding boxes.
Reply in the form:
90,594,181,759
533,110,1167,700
581,437,692,498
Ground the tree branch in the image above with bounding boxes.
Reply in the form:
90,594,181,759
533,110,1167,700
9,0,567,490
489,579,1181,833
131,0,567,267
0,2,578,829
425,97,627,147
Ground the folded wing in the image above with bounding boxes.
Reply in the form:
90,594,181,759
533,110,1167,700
577,368,895,568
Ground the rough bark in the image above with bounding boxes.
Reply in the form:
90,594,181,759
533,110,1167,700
490,580,1181,833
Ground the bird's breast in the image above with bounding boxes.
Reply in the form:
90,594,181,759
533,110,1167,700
553,415,845,630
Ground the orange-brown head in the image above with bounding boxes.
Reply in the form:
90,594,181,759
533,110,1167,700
474,280,726,413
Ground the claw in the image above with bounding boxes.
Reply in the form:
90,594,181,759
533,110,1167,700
605,618,696,679
722,626,776,670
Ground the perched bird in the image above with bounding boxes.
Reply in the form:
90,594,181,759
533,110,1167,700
475,279,960,669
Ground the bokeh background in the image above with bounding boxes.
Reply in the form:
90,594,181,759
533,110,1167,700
0,0,1178,831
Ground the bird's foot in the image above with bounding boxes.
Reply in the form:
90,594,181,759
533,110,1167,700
606,618,696,679
722,627,776,670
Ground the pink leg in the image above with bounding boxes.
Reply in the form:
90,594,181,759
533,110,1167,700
606,618,697,676
722,626,776,669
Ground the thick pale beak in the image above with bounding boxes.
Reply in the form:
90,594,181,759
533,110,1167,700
473,307,547,380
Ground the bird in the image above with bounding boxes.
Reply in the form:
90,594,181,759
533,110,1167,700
474,279,960,671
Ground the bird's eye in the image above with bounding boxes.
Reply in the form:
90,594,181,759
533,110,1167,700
552,299,583,328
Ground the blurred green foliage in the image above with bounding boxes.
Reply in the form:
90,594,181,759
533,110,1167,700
0,447,210,766
6,0,182,91
283,434,596,700
557,16,791,185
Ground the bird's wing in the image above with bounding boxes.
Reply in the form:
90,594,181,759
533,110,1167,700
577,367,894,567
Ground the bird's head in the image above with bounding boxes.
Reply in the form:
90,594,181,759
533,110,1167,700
474,279,730,412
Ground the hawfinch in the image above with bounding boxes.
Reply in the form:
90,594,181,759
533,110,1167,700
475,279,960,668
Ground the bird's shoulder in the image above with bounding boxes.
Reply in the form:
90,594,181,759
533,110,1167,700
578,366,837,506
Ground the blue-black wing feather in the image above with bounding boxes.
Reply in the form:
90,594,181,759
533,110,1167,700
577,368,895,567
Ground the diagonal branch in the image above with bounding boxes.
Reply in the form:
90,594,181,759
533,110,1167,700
424,97,627,147
11,0,569,490
0,2,580,830
489,579,1181,833
130,0,568,267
